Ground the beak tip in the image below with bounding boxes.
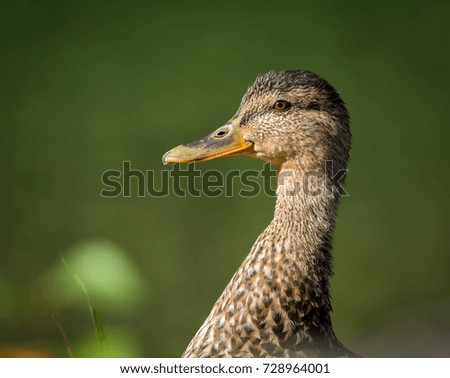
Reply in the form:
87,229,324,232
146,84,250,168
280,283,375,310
162,150,171,165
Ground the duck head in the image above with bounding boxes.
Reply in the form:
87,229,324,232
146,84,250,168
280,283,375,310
163,70,350,172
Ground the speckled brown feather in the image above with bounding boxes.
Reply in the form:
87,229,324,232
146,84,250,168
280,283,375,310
182,70,358,358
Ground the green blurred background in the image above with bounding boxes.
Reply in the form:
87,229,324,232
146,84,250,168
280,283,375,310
1,0,449,357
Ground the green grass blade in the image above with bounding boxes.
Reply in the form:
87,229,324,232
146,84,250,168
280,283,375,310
60,255,108,357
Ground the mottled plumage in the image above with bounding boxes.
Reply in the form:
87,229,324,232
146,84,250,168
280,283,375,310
164,70,357,357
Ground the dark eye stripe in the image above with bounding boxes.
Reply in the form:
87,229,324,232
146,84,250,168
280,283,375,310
306,102,321,111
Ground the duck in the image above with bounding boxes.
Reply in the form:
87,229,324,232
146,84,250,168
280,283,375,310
163,70,358,357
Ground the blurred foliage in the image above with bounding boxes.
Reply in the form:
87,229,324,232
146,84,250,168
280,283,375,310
1,0,450,357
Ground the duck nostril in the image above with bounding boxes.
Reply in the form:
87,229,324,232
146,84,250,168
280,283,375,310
214,129,229,138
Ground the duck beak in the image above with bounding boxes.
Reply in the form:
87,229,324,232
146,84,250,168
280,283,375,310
162,117,253,165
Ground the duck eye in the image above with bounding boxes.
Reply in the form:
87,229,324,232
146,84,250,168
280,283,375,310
273,100,291,111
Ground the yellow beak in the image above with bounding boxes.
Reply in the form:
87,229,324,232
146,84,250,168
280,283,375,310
162,118,253,165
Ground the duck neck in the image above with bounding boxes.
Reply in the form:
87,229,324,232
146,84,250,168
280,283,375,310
271,159,343,311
